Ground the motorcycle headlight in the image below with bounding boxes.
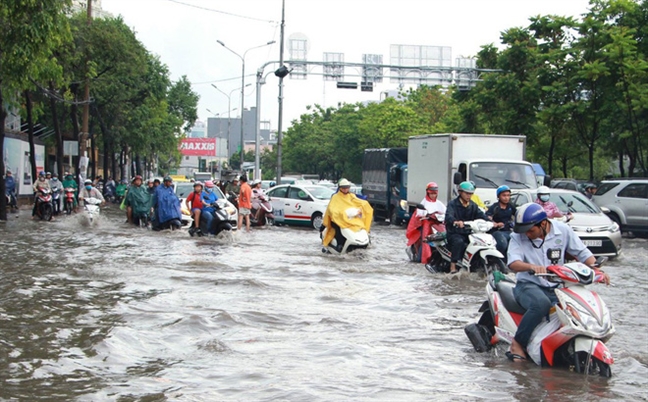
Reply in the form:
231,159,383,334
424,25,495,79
399,200,408,210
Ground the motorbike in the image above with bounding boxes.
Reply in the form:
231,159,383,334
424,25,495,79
34,188,54,221
5,190,18,211
51,187,62,215
190,200,233,237
406,205,446,265
320,206,371,254
464,249,614,377
104,183,116,203
250,194,275,227
64,188,76,215
83,197,101,225
115,183,127,203
422,214,507,275
227,192,239,210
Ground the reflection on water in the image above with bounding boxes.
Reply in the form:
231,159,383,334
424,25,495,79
0,207,646,401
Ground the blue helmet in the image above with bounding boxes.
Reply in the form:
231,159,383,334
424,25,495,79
496,185,511,198
514,203,547,233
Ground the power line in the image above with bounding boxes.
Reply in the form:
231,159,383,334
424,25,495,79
166,0,277,24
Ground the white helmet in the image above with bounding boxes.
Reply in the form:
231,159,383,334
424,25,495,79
338,178,352,187
537,186,550,195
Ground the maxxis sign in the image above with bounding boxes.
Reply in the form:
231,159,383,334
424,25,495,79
179,138,217,156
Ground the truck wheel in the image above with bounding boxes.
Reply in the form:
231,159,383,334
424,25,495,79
390,208,402,226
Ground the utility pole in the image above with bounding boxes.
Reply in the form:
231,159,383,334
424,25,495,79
79,0,92,181
276,0,285,184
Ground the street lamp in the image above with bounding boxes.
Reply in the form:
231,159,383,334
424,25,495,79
217,39,276,174
212,83,249,160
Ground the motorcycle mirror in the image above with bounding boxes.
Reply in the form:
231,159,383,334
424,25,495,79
546,248,562,264
594,256,608,268
416,203,425,210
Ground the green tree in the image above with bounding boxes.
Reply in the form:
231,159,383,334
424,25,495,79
0,0,71,220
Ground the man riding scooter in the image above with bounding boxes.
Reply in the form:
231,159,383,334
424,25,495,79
125,175,152,226
321,178,373,253
406,181,446,264
151,176,182,230
4,169,18,210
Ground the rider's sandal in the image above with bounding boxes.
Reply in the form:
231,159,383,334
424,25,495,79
505,351,527,363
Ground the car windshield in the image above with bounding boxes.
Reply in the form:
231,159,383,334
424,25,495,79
550,193,600,214
304,186,335,200
470,162,537,189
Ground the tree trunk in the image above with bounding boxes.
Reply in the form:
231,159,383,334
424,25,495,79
0,86,8,221
618,148,625,178
547,134,556,177
90,132,96,179
24,91,38,182
70,85,81,178
49,83,65,179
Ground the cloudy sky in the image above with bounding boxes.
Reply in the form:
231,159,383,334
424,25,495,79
101,0,593,131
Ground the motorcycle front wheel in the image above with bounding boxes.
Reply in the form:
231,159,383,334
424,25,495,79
573,351,612,377
473,256,507,276
40,203,53,221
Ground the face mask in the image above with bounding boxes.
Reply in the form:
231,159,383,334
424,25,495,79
52,178,58,181
85,185,92,190
205,188,213,193
539,195,550,202
39,177,45,181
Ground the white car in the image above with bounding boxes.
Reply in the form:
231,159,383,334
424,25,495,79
267,184,335,229
510,188,622,257
173,182,238,229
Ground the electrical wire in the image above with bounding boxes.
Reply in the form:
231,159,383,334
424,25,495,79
166,0,277,24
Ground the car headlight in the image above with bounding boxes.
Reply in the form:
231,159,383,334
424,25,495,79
225,206,236,215
607,222,620,233
399,200,408,210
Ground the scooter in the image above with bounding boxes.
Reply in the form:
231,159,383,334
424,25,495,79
320,207,371,254
424,218,507,275
35,188,53,221
84,197,101,225
464,249,614,377
227,192,239,210
250,194,275,227
63,188,76,215
51,187,62,215
6,190,18,211
406,204,446,265
190,200,233,237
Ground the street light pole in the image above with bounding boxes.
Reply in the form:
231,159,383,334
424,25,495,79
217,39,275,174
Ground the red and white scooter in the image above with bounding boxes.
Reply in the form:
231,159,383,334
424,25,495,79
465,249,614,377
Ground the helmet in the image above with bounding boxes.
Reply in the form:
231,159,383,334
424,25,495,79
163,176,172,182
132,175,143,182
194,181,203,188
586,183,597,190
514,203,547,233
251,179,261,186
52,173,58,177
496,185,511,198
84,179,92,185
469,180,476,189
338,178,352,187
39,171,45,177
204,180,215,188
46,171,51,176
458,181,475,193
426,181,439,191
537,186,550,195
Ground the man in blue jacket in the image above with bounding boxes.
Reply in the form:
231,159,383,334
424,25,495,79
152,176,182,230
5,169,17,209
444,181,488,274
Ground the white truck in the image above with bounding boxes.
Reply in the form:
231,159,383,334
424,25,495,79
407,134,539,208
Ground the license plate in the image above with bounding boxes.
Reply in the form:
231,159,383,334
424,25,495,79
582,240,603,247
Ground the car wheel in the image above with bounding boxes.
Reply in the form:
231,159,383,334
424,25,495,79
608,212,622,230
311,212,323,230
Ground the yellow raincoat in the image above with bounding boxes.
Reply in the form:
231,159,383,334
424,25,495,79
322,191,373,246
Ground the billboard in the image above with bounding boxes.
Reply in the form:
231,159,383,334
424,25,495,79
3,136,45,196
390,44,453,85
179,138,217,156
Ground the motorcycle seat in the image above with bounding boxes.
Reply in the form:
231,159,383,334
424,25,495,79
496,281,526,315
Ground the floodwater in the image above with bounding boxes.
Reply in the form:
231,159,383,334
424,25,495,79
0,207,647,401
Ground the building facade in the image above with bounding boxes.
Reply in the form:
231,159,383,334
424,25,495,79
206,107,271,159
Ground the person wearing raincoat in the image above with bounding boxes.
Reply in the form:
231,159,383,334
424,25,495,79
321,178,373,252
406,181,446,264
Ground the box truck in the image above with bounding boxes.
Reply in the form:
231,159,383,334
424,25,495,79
362,148,409,225
407,134,538,208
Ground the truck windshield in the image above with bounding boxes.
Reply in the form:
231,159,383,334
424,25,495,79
469,162,536,189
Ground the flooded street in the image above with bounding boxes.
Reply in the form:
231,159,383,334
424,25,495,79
1,206,647,401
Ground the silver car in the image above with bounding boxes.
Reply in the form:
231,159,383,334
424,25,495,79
592,179,648,235
511,188,622,257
